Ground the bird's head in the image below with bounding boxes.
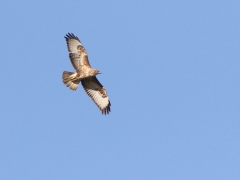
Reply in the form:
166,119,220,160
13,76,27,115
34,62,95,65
93,69,101,75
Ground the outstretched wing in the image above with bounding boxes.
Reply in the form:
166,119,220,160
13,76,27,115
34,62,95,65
64,33,91,71
81,76,111,115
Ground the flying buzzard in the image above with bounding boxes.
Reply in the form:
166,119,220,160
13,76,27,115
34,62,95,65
62,33,111,115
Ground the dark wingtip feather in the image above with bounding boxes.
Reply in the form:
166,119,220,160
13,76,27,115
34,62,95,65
64,32,80,41
102,100,111,115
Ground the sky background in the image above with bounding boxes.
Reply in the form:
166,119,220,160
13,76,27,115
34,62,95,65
0,0,240,179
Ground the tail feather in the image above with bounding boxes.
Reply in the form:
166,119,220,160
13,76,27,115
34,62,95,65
62,71,80,90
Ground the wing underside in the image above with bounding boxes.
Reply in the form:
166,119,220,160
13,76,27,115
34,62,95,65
81,77,111,115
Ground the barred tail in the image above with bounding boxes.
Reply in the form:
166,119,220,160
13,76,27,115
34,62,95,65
62,71,80,90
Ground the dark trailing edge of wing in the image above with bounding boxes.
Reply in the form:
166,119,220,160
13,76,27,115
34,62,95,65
64,33,80,41
102,101,111,115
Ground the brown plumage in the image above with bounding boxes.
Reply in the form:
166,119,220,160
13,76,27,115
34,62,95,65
62,33,111,115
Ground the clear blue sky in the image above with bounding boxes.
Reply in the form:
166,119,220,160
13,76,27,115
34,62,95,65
1,1,240,179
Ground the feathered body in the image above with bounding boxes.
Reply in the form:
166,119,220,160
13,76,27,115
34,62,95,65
62,33,111,115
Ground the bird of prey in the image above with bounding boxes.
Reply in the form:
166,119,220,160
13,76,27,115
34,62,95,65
62,33,111,115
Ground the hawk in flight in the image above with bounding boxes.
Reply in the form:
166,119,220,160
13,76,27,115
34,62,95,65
62,33,111,115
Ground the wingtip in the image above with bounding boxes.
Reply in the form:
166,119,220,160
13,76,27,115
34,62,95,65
101,100,111,115
64,32,80,41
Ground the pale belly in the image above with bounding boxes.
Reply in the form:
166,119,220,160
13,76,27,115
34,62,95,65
69,69,95,81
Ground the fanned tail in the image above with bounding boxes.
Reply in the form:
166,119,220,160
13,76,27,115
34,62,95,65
62,71,80,90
